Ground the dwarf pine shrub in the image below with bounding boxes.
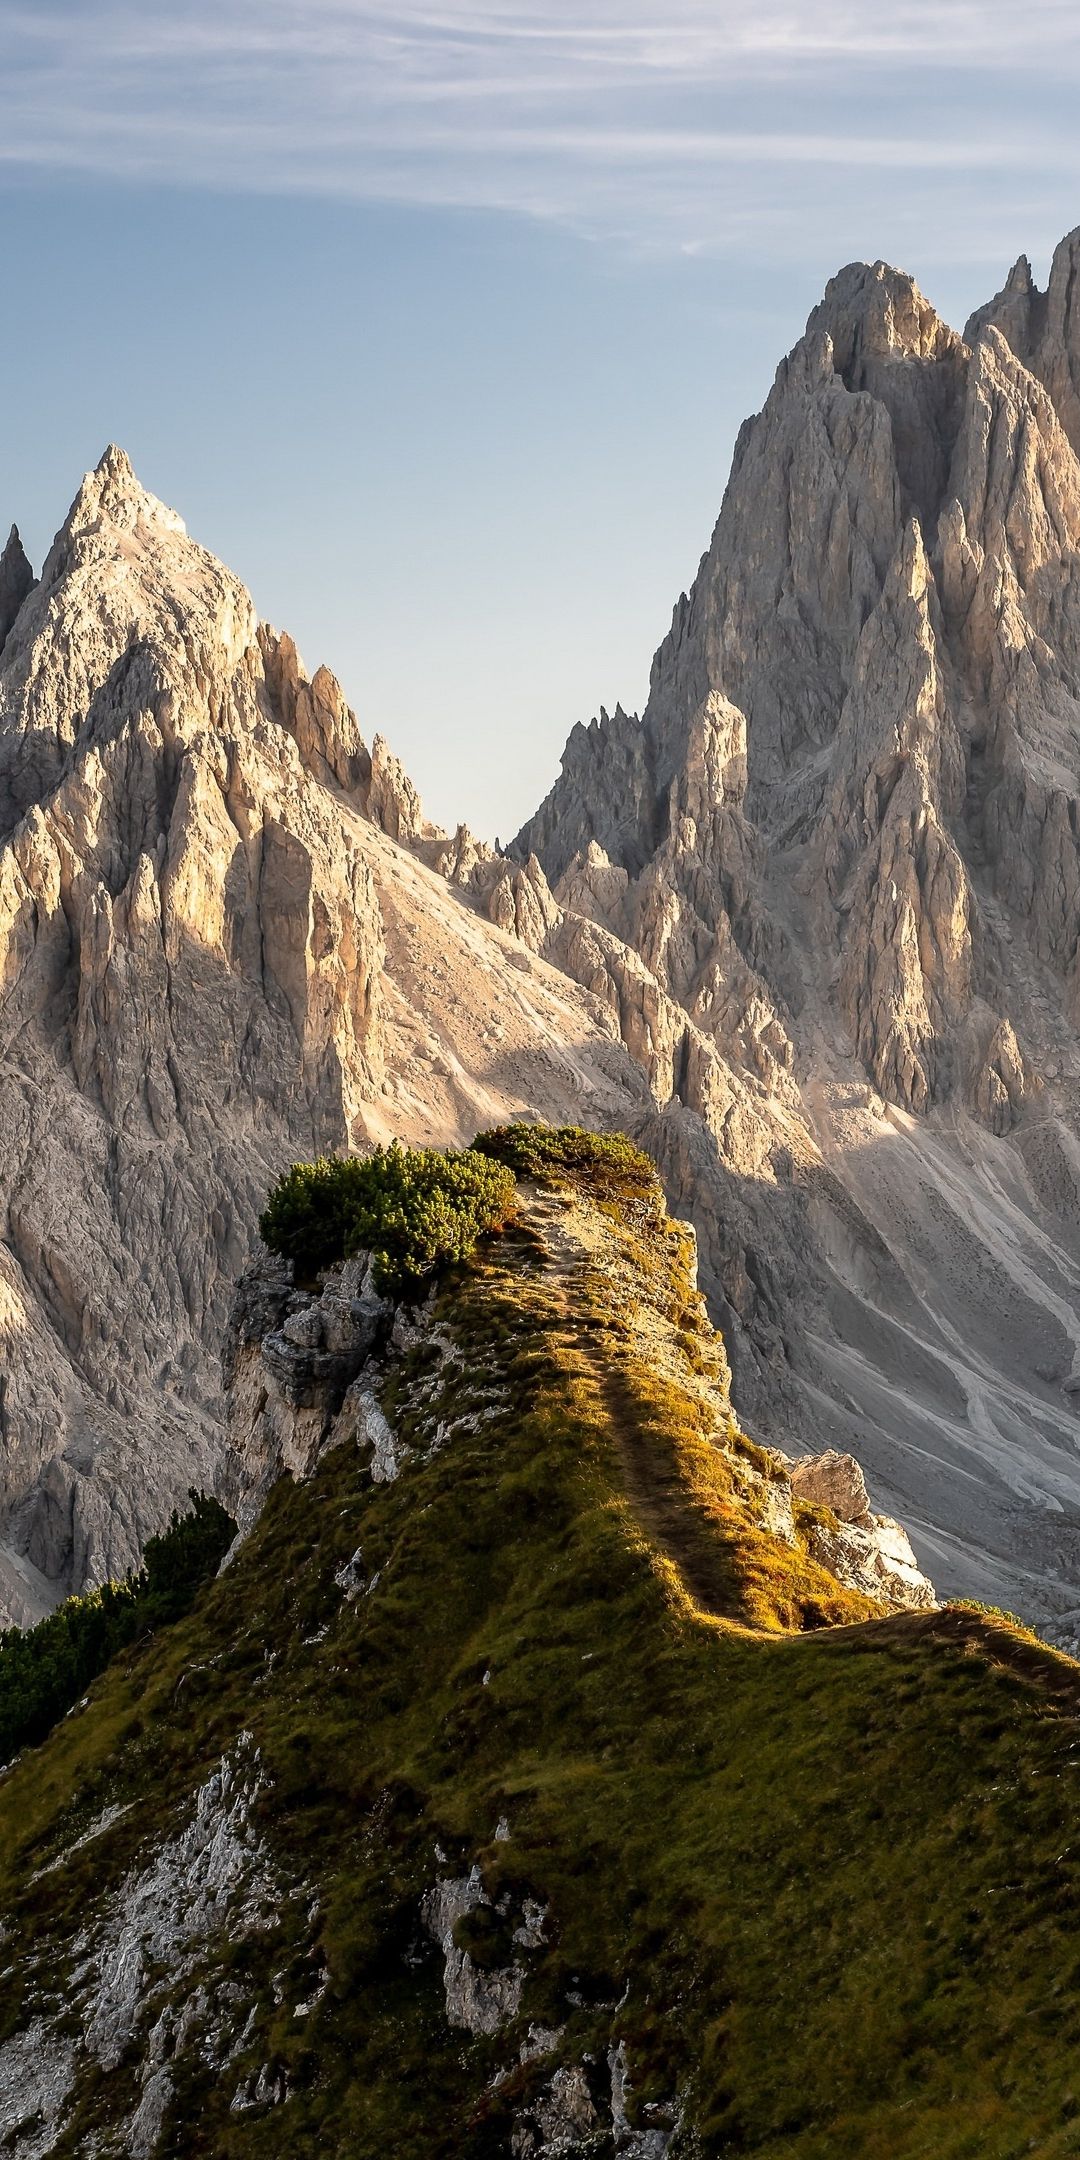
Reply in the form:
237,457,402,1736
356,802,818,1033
259,1142,517,1296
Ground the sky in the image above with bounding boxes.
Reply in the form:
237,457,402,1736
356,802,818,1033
4,2,1080,838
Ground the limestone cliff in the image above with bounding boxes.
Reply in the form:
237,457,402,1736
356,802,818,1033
511,233,1080,1640
13,234,1080,1637
0,452,656,1623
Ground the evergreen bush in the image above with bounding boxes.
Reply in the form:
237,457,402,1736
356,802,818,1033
259,1142,517,1295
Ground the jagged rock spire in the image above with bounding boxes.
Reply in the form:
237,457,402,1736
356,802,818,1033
965,227,1080,455
0,523,34,655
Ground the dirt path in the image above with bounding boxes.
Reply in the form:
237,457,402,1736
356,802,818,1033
525,1185,741,1617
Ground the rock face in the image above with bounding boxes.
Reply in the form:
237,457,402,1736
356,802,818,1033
222,1253,394,1536
0,450,660,1624
510,232,1080,1635
14,226,1080,1636
788,1450,934,1611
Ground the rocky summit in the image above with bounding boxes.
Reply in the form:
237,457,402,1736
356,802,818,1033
7,237,1080,1640
0,449,657,1625
510,232,1080,1642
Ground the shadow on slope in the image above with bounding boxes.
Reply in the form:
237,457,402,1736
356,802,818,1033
632,1082,1080,1634
1,1144,1079,2156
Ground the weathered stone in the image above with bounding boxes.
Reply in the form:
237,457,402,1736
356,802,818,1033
790,1449,873,1525
0,451,669,1620
508,235,1080,1630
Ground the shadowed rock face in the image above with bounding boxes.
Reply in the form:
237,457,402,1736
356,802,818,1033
0,528,33,657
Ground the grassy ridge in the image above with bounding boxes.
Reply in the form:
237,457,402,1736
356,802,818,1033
1,1134,1079,2155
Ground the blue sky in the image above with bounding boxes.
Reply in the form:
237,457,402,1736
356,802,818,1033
4,1,1080,837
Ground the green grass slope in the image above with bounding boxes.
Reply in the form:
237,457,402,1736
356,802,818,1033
2,1133,1080,2158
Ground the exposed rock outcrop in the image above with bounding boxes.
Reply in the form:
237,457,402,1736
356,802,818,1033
0,452,661,1622
509,235,1080,1632
789,1449,935,1610
222,1253,393,1535
13,235,1080,1635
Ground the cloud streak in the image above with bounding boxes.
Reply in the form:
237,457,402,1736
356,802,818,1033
5,1,1080,256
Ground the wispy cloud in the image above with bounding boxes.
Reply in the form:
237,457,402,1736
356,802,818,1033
5,1,1080,255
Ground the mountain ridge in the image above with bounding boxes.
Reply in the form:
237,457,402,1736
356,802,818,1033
0,448,668,1625
0,1134,1071,2160
505,230,1080,1640
7,233,1080,1632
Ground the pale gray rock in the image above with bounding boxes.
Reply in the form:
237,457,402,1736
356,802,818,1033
260,626,371,796
0,1737,287,2157
515,703,657,885
805,1512,936,1611
0,450,669,1621
422,1868,524,2036
790,1448,935,1608
974,1018,1027,1136
221,1255,393,1534
967,228,1080,460
609,2040,677,2158
790,1448,874,1525
509,234,1080,1631
0,2019,77,2159
823,519,972,1112
366,732,428,842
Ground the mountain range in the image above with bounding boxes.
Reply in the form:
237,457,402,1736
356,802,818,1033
7,234,1080,1635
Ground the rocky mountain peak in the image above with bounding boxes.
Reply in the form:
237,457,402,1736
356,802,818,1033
518,233,1080,1075
965,226,1080,455
0,451,671,1628
809,257,963,375
55,442,188,553
0,524,34,656
0,447,258,834
510,230,1080,1634
804,258,968,531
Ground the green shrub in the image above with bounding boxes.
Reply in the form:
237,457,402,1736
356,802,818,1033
141,1491,238,1622
259,1142,517,1296
472,1124,664,1228
946,1598,1028,1632
0,1490,235,1766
